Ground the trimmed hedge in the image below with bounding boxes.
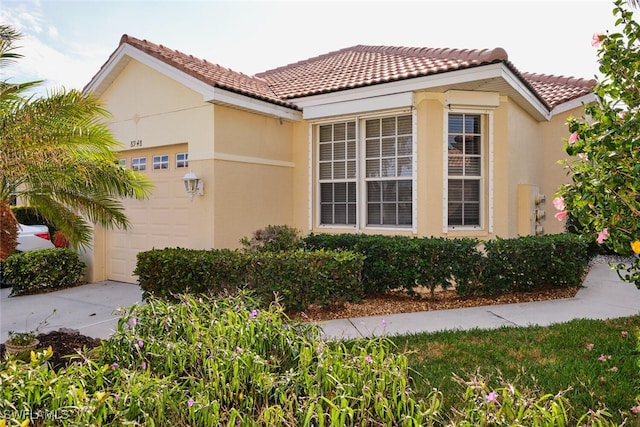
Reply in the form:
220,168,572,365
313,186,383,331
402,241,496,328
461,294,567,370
4,248,85,296
135,248,364,310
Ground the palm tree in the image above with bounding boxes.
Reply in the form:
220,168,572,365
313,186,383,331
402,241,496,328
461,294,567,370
0,25,153,260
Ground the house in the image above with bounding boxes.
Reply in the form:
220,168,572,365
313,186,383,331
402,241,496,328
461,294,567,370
82,35,596,283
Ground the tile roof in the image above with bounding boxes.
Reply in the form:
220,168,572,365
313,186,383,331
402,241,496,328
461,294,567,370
114,35,596,112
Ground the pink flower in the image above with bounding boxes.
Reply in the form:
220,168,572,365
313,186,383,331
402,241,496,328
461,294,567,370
236,346,243,353
622,331,629,338
592,33,604,47
586,343,594,351
365,355,373,364
554,211,568,221
136,340,144,348
596,228,609,244
631,405,640,414
486,391,498,403
110,362,119,370
552,197,565,211
598,354,609,362
381,319,387,328
568,132,579,145
139,361,147,369
187,398,195,407
127,318,137,327
249,309,258,319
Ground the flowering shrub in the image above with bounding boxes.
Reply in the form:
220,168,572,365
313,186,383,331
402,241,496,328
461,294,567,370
554,0,640,287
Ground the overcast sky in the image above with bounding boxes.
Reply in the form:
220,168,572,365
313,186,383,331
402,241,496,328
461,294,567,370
0,0,629,97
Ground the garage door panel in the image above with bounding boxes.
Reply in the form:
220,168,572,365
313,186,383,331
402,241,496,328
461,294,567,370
106,145,191,283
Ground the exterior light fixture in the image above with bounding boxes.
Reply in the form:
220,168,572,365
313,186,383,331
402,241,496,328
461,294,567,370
183,171,203,200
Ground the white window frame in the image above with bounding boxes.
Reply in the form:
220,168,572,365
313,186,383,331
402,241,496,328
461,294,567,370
176,152,189,168
153,155,169,170
443,109,494,233
314,108,416,231
132,157,146,171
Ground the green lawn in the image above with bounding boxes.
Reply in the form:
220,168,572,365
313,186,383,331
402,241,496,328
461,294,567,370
390,315,640,425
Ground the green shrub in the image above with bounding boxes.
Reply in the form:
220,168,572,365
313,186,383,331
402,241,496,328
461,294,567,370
240,224,302,252
478,234,589,295
135,248,365,310
4,248,85,296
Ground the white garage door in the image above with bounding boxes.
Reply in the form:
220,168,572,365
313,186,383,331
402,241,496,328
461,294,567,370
107,148,192,283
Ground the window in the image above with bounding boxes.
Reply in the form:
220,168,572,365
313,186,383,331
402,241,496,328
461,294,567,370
153,155,169,170
132,157,146,171
319,122,357,225
447,113,482,227
176,153,189,168
365,116,413,226
317,113,413,228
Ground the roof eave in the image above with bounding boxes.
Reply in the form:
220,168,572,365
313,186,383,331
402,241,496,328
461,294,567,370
83,43,301,120
289,63,553,121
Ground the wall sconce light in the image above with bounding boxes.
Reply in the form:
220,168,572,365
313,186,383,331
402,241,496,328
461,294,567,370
183,171,204,200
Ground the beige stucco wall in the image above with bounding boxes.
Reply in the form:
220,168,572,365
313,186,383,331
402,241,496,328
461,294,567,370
211,105,294,248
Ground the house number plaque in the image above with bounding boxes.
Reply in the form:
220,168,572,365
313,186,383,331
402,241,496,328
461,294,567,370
130,139,143,148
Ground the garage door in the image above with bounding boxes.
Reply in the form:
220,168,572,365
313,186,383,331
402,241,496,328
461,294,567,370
107,147,191,283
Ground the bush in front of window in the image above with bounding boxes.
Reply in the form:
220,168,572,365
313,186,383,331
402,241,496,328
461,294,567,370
240,224,302,252
135,247,365,310
5,248,85,296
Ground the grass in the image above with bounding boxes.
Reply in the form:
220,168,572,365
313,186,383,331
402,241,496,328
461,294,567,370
390,315,640,425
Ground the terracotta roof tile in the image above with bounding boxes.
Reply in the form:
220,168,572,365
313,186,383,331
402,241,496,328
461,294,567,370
118,35,297,109
111,36,596,113
256,45,510,99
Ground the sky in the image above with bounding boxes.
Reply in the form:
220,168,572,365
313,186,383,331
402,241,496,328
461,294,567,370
0,0,631,98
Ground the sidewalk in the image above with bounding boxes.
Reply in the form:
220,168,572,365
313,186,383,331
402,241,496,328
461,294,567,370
1,262,640,342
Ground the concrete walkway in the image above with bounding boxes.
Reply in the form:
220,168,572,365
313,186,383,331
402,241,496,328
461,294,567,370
1,262,640,343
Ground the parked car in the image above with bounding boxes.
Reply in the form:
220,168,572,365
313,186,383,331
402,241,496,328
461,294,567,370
16,224,55,252
0,224,54,288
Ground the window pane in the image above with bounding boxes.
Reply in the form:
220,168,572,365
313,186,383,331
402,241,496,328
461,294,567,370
347,121,356,140
368,182,381,202
381,138,396,157
333,162,345,179
366,140,379,158
448,155,463,175
319,125,332,142
382,182,397,202
465,136,481,155
397,115,412,134
448,180,463,201
320,183,333,203
382,158,395,177
448,203,463,225
398,203,412,225
321,204,333,224
334,123,346,141
465,115,481,133
348,182,356,201
347,160,356,179
319,163,332,180
347,141,356,159
397,136,412,155
366,119,380,138
464,180,480,201
398,157,412,177
382,204,397,225
334,182,347,202
448,114,463,133
348,203,356,223
382,117,396,136
319,143,332,161
334,204,347,224
334,141,345,160
465,203,480,225
366,159,380,178
368,204,381,225
466,158,481,176
398,180,412,201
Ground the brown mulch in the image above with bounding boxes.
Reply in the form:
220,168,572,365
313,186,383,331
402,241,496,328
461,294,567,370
1,286,580,370
287,286,580,322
